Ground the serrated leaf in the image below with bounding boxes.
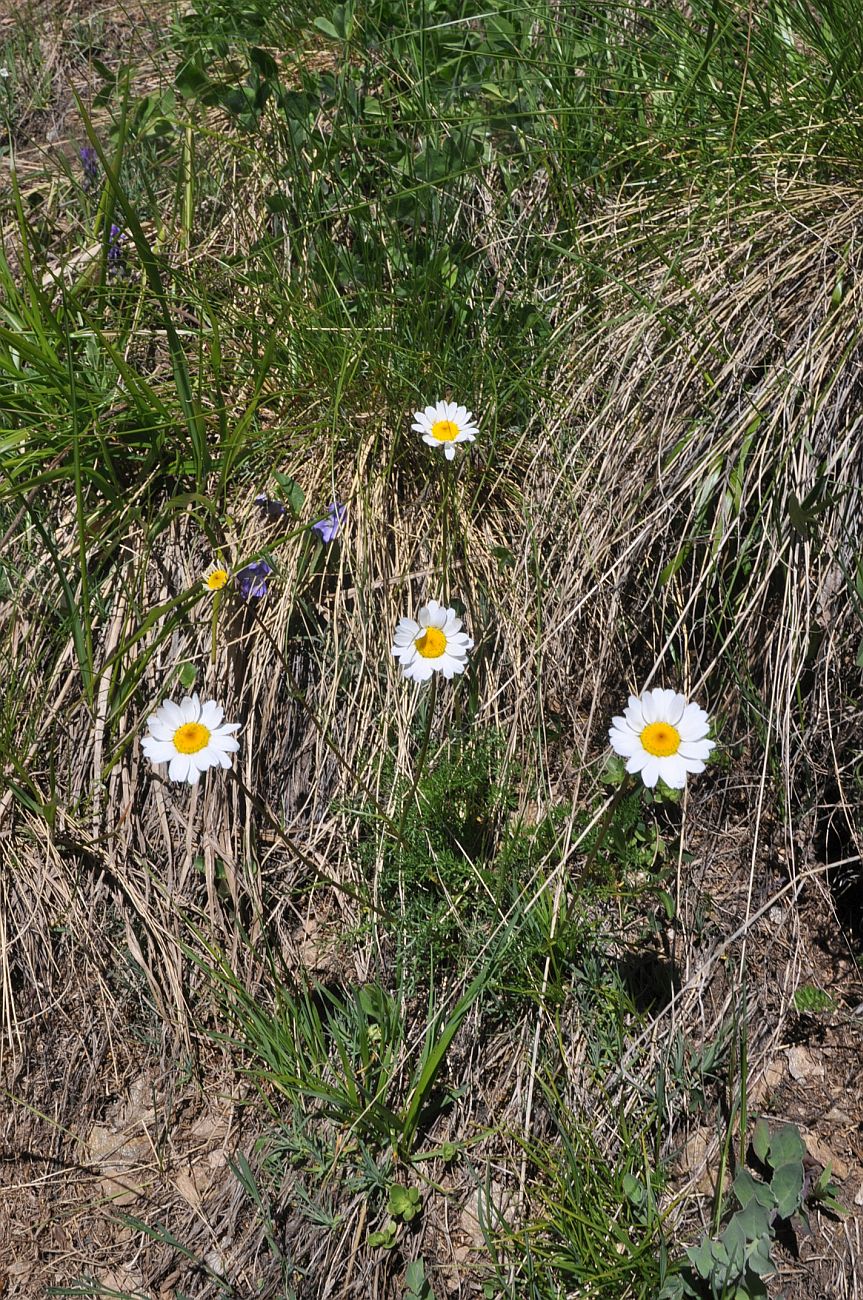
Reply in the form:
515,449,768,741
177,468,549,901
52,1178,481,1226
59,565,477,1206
771,1161,805,1218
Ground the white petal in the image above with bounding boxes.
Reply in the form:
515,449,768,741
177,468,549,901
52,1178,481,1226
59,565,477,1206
421,433,437,446
648,688,671,719
658,755,688,789
160,699,184,727
625,749,648,774
180,695,200,723
142,738,178,763
147,720,175,741
608,727,640,757
623,695,645,728
200,700,224,729
668,692,688,725
678,704,710,741
210,733,240,753
640,756,661,787
640,691,658,724
682,757,706,775
405,659,435,681
444,444,456,460
609,715,633,735
679,738,714,761
417,605,431,627
169,754,193,783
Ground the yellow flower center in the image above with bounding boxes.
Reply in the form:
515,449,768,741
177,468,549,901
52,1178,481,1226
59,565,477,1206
431,419,459,443
173,721,211,754
415,626,447,658
640,721,681,757
205,569,228,591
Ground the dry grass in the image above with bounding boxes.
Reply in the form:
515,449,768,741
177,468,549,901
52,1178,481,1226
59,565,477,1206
2,2,863,1294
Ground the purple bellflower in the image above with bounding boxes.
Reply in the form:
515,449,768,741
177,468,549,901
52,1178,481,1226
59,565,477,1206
107,223,127,279
80,145,99,193
254,493,288,523
236,559,273,599
311,501,347,544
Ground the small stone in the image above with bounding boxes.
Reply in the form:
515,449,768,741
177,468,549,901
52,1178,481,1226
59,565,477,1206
787,1046,824,1082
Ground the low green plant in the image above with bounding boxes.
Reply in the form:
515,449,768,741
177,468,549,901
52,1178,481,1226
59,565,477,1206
368,1182,423,1250
792,985,835,1014
199,937,488,1164
661,1120,845,1299
387,1182,422,1223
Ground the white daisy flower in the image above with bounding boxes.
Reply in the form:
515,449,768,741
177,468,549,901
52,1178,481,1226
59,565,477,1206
391,599,473,682
608,688,715,790
411,399,479,461
141,694,240,785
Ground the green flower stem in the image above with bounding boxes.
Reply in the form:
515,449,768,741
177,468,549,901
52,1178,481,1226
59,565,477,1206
398,674,437,845
210,590,220,664
581,774,633,878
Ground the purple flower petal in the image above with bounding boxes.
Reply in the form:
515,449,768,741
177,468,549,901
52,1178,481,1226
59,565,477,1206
254,493,288,522
235,559,273,599
311,501,347,544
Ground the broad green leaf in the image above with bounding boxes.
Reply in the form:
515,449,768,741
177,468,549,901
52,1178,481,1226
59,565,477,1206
747,1232,777,1277
752,1117,771,1163
734,1198,772,1240
769,1124,806,1169
771,1161,805,1218
685,1238,714,1280
733,1169,761,1206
